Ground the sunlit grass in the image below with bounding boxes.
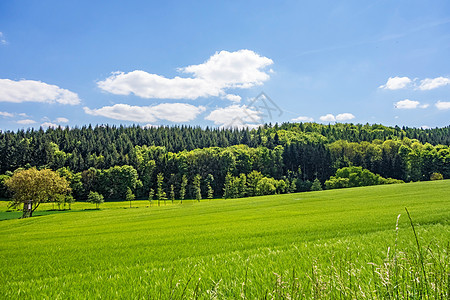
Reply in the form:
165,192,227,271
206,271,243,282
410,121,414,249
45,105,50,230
0,180,449,298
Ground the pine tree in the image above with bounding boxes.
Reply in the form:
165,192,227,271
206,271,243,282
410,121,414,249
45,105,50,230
206,174,214,199
310,178,322,191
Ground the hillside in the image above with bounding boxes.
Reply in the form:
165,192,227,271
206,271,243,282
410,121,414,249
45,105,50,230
0,180,448,298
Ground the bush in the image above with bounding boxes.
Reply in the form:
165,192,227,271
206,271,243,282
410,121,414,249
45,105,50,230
430,172,443,181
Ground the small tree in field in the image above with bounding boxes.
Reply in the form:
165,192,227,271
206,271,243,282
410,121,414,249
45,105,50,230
206,174,214,199
126,187,135,208
170,184,175,203
6,168,71,218
311,178,322,191
156,173,166,206
193,174,202,201
148,188,154,206
65,195,75,210
180,174,187,204
88,191,104,209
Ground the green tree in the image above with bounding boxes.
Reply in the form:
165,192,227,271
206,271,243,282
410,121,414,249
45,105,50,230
155,173,166,206
310,178,322,191
206,174,214,199
88,191,104,209
180,175,187,204
170,184,175,203
126,187,135,208
193,174,201,201
256,177,277,196
6,168,71,218
65,194,75,210
223,173,233,198
148,188,154,206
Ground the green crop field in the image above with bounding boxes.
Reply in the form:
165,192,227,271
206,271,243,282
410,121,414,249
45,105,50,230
0,181,449,299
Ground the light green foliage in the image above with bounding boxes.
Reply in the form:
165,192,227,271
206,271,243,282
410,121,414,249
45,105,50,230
179,175,187,202
193,174,202,201
325,166,403,189
126,187,135,208
155,173,166,201
256,177,277,195
6,168,71,217
310,178,322,191
0,181,448,298
246,170,263,197
430,172,443,180
206,174,214,199
169,184,175,202
87,191,104,209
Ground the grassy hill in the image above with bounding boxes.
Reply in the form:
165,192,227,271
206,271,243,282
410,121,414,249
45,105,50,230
0,181,449,299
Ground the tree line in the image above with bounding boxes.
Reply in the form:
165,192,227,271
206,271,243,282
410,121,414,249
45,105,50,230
0,123,449,174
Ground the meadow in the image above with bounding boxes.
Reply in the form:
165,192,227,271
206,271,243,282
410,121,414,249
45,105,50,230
0,180,449,299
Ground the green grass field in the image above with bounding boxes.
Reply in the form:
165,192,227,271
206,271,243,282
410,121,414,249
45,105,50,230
0,181,449,299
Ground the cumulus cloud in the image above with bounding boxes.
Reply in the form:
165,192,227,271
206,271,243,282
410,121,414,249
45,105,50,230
336,113,355,121
17,119,36,125
379,76,412,90
291,116,314,122
394,99,429,109
418,77,450,90
0,79,81,105
97,50,273,100
55,117,69,123
84,103,205,123
319,114,336,122
319,113,355,122
205,104,262,128
0,111,14,117
142,124,160,129
435,101,450,110
41,122,60,128
223,94,242,102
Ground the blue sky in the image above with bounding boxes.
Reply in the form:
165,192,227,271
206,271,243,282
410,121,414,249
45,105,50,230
1,0,449,131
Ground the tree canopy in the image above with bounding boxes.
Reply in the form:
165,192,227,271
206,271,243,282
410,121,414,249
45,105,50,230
6,168,70,217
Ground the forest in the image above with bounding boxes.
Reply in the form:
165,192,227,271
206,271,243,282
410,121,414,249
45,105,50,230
0,122,449,201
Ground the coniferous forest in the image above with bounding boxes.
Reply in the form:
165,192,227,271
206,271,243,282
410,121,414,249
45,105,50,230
0,122,449,201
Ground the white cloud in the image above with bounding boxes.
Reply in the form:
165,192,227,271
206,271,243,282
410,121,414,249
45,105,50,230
223,94,242,102
435,101,450,110
319,114,336,122
0,32,7,45
55,117,69,123
84,103,205,123
336,113,355,121
142,124,160,129
97,50,273,100
418,77,450,90
291,116,314,122
41,122,59,128
0,79,81,105
17,119,36,125
0,111,14,117
394,99,427,109
379,76,412,90
205,104,262,128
